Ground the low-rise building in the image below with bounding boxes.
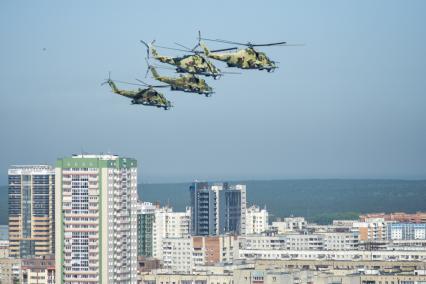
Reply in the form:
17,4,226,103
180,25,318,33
360,212,426,223
162,237,193,273
387,223,426,240
0,240,9,258
137,257,162,273
0,258,21,284
353,218,387,241
271,217,307,233
159,235,236,274
238,248,426,262
321,231,359,250
21,255,55,284
152,206,191,259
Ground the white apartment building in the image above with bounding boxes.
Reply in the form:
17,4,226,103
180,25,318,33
152,206,191,259
320,232,359,250
271,217,307,233
285,234,324,250
245,205,269,234
238,248,426,262
55,155,138,284
239,231,358,252
162,236,193,273
159,235,236,274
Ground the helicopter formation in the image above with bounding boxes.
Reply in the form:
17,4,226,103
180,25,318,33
103,32,297,110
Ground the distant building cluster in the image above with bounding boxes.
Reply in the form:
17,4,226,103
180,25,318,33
1,154,426,283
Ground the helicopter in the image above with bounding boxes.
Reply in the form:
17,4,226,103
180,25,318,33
147,64,214,97
102,75,172,110
200,37,293,72
140,40,222,79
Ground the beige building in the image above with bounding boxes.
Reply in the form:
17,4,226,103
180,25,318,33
0,258,21,284
55,155,138,284
8,165,55,258
21,254,55,284
0,240,9,258
139,272,233,284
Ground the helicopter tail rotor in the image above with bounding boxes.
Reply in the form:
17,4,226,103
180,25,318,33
101,71,112,86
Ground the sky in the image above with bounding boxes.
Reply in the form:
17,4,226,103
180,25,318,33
0,0,425,184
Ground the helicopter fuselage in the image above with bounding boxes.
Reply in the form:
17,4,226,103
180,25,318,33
154,53,221,78
207,48,276,71
107,80,172,109
150,68,213,96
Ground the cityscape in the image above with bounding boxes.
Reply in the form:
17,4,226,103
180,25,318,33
1,1,426,284
0,156,425,283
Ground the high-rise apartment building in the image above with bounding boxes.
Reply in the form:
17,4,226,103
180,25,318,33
152,206,191,259
245,205,269,234
8,165,55,258
190,182,247,236
55,154,138,284
217,184,246,235
136,202,156,257
190,182,217,236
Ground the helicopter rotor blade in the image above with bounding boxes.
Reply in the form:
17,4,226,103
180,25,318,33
250,42,288,47
201,38,294,48
112,79,146,87
221,71,242,75
151,64,178,71
174,42,192,51
135,78,169,88
152,44,193,53
140,40,151,59
134,79,149,86
144,58,151,78
201,37,248,46
210,47,239,53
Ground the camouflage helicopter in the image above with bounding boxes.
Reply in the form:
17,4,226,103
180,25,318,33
200,37,293,72
146,64,214,97
102,74,172,110
140,40,222,79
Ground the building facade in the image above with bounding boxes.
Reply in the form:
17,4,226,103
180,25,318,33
387,223,426,240
217,184,247,235
152,206,191,259
136,202,156,257
353,218,387,241
190,182,217,236
190,182,247,236
21,254,55,284
55,154,138,284
245,205,269,235
8,165,55,258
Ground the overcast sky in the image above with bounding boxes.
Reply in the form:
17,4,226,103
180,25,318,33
0,1,425,184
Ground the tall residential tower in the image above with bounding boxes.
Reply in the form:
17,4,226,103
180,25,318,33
55,155,138,284
8,165,55,258
190,182,247,236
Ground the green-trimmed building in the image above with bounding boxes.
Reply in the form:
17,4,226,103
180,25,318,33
55,154,138,284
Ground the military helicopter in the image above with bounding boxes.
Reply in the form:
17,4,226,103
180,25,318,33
200,37,294,72
102,74,172,110
140,40,222,79
147,64,214,97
